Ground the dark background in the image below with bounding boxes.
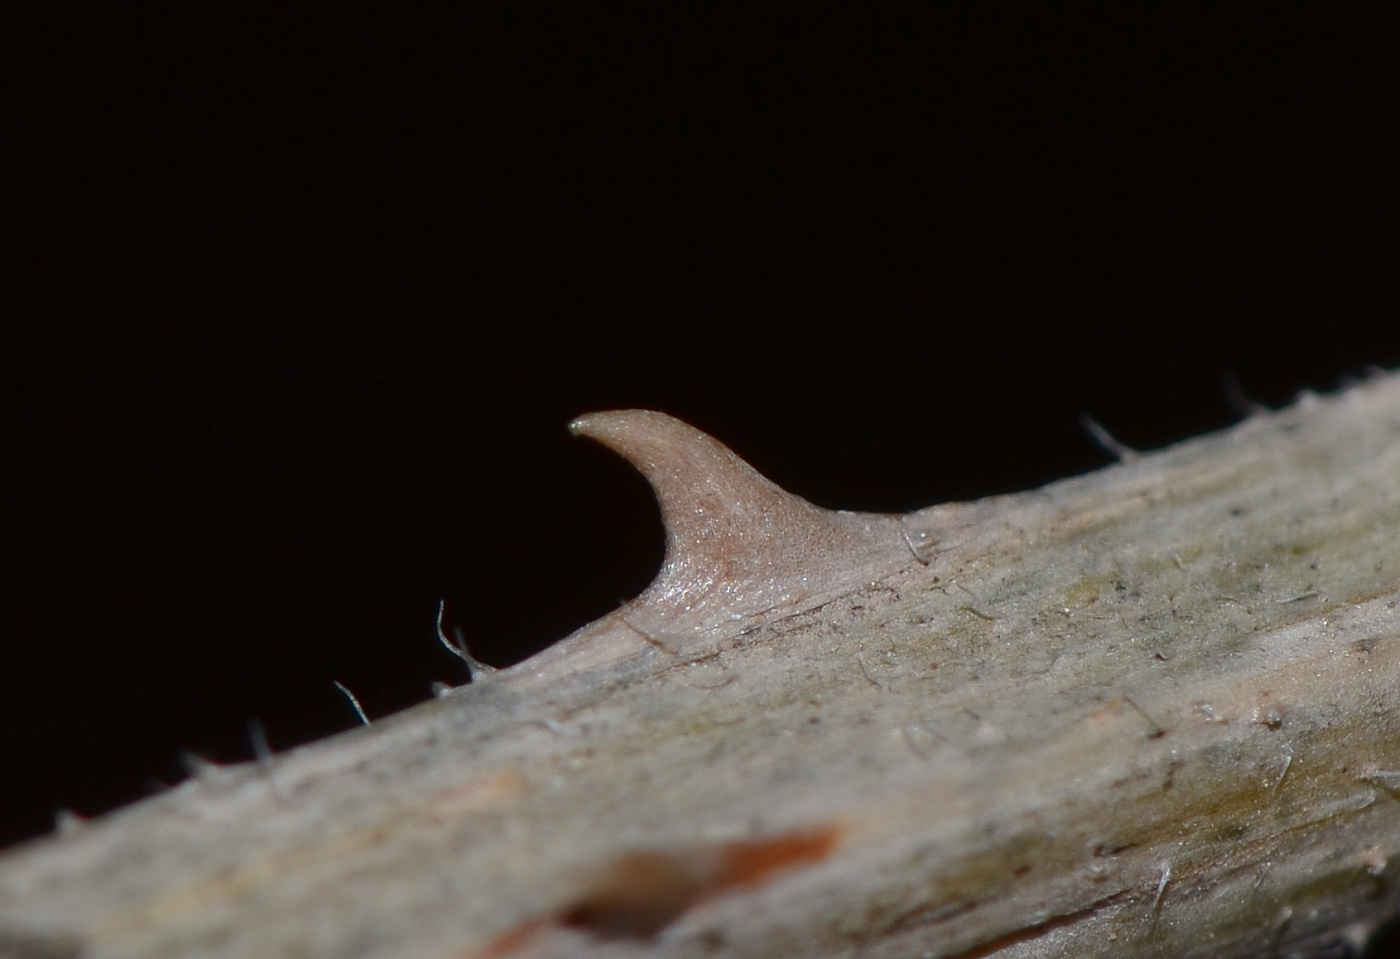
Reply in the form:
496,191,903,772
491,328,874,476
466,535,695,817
3,5,1400,949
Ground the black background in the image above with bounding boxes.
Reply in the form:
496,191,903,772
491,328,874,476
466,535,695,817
4,5,1400,950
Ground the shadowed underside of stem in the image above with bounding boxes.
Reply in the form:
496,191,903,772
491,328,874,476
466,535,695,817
4,378,1400,959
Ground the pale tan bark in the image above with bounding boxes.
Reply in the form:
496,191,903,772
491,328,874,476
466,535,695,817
5,376,1400,959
